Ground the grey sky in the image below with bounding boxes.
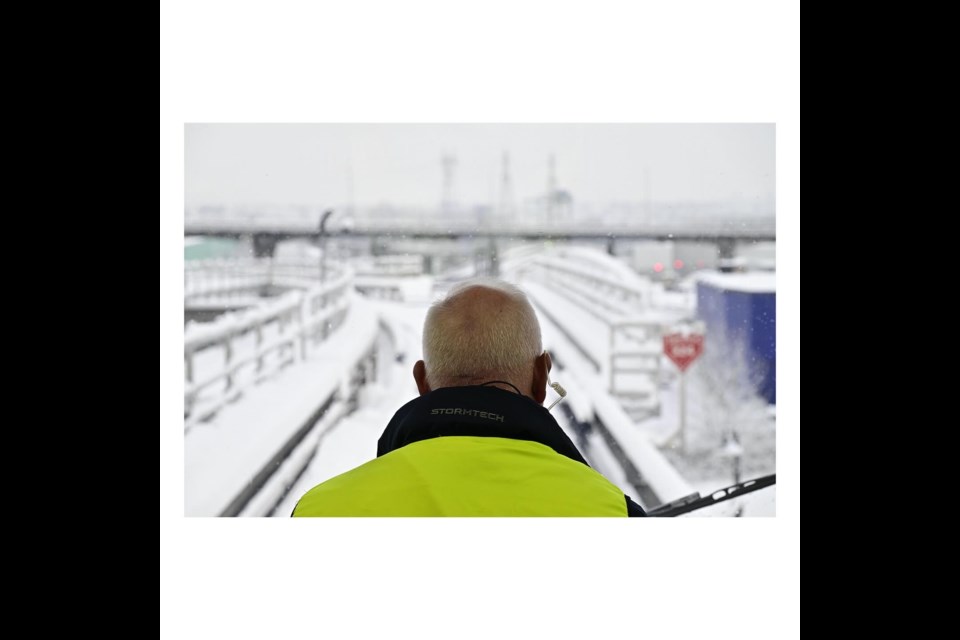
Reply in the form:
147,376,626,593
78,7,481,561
185,124,774,209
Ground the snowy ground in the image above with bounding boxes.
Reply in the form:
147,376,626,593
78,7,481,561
184,294,379,516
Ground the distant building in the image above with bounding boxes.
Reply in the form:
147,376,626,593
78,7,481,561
546,188,573,220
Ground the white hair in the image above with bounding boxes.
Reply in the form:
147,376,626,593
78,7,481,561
422,278,543,390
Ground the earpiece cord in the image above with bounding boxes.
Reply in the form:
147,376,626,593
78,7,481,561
479,380,524,396
479,379,568,412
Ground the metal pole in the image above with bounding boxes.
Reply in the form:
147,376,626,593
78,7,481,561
679,371,687,453
320,235,328,283
318,209,334,284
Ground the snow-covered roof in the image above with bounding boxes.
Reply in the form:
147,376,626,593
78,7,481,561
695,270,776,293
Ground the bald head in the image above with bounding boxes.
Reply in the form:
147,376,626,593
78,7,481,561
414,278,551,402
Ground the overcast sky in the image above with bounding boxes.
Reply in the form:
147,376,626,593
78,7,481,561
186,123,773,210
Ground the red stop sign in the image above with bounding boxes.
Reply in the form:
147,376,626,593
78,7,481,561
663,334,704,372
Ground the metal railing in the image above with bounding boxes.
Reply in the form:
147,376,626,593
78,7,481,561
184,267,353,429
519,255,664,420
185,257,324,301
529,255,649,309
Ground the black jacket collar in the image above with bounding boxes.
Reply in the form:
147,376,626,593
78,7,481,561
377,385,589,466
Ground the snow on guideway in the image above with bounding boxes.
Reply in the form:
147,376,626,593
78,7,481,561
183,270,775,515
184,291,380,516
184,252,775,517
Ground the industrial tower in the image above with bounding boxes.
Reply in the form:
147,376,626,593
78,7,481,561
441,154,457,217
499,151,514,220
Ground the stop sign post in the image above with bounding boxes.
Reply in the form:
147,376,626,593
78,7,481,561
663,332,704,452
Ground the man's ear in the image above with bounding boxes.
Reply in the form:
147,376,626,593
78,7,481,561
531,351,552,405
413,360,431,396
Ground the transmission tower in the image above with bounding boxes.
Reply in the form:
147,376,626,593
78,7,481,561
546,153,557,222
441,154,457,217
499,151,514,219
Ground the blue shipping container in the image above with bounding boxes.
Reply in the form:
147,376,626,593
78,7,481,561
696,273,776,404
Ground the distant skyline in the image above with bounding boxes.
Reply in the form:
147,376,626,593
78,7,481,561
186,124,774,211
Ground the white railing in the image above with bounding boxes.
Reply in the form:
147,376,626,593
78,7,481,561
517,254,664,420
185,257,325,301
184,268,353,429
353,254,424,277
527,254,649,310
354,281,404,301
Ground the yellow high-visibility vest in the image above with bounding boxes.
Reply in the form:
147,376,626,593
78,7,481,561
293,435,628,517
